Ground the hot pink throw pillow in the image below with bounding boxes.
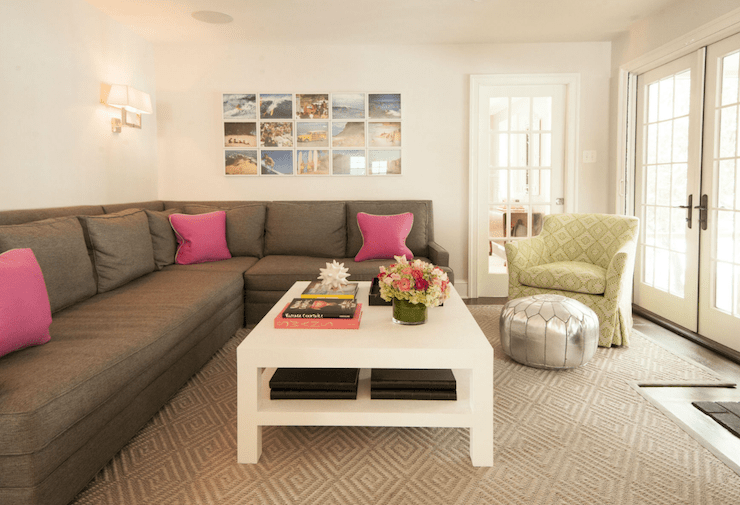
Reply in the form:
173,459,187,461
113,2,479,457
169,211,232,265
355,212,414,262
0,248,52,358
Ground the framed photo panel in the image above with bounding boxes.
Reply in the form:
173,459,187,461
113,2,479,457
296,94,329,119
261,150,294,175
369,150,401,175
333,150,366,175
297,150,331,175
224,122,257,147
221,92,401,177
296,122,329,147
368,122,401,147
369,93,401,119
260,122,293,147
332,121,365,148
223,94,256,119
225,150,258,176
260,94,293,119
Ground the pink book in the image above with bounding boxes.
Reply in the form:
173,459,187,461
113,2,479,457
274,303,363,329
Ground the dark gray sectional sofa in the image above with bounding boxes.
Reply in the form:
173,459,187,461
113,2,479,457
0,199,453,505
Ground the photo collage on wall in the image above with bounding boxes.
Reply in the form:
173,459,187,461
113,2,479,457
222,93,401,176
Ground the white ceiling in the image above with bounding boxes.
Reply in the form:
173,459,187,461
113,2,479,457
84,0,681,45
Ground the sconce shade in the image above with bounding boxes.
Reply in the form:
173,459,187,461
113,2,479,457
106,84,152,114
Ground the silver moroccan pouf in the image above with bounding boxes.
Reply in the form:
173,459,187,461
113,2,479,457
499,294,599,369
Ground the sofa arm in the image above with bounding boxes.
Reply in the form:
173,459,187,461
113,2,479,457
427,241,450,267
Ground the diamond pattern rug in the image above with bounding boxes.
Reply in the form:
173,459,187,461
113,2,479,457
71,306,740,505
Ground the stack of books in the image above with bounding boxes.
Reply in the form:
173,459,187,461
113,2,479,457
269,368,360,399
370,369,457,400
274,282,363,329
301,281,358,299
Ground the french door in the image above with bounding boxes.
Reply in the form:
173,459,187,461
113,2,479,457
699,33,740,350
634,51,704,330
634,33,740,353
475,85,565,296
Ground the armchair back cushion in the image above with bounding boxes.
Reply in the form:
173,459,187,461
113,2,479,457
543,213,638,269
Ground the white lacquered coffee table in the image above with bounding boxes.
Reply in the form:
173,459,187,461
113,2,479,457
236,281,494,466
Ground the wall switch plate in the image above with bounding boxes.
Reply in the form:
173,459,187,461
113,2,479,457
583,150,597,163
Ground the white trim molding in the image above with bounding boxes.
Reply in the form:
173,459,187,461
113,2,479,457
468,73,580,299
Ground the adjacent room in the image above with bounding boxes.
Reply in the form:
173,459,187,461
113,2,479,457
2,0,740,504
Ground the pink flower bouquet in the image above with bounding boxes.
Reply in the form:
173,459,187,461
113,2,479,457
377,256,451,307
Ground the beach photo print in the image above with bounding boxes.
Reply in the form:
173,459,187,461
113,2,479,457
223,94,256,119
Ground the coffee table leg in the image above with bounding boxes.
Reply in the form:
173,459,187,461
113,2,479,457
469,358,494,467
237,361,263,464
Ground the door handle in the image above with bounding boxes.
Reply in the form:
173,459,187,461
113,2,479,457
677,194,693,229
694,194,708,231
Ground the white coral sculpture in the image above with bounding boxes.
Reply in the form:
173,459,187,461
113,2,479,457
318,260,350,290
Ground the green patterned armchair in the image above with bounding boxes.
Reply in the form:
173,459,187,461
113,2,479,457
504,213,640,347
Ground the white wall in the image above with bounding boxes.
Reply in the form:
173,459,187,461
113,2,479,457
0,0,158,211
154,41,612,285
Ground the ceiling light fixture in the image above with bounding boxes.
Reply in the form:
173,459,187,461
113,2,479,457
192,11,233,24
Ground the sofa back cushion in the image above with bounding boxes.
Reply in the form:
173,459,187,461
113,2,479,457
80,209,156,293
346,201,429,258
0,217,97,313
264,202,346,258
145,208,181,270
184,204,266,258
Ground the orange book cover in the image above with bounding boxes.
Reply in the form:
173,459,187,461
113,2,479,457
274,303,363,329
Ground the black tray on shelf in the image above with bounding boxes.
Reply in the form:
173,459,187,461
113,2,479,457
369,277,393,306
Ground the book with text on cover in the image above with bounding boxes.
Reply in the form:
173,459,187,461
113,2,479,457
301,281,359,299
282,298,357,319
274,303,363,329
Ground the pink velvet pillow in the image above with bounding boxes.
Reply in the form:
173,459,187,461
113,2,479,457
0,248,52,358
355,212,414,262
169,211,232,265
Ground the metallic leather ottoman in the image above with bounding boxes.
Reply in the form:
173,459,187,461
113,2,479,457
499,294,599,369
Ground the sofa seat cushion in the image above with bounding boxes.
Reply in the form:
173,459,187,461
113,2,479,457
244,255,434,292
0,269,243,488
519,261,607,295
163,256,258,274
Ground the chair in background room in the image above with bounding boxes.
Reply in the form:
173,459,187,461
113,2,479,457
504,213,640,347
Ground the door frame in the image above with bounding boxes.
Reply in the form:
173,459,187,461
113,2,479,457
468,73,580,299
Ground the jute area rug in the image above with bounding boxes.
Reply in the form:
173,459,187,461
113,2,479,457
72,306,740,505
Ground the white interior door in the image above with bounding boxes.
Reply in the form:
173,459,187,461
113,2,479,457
699,33,740,352
634,50,704,331
475,85,565,296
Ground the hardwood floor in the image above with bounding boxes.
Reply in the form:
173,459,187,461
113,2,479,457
464,296,740,380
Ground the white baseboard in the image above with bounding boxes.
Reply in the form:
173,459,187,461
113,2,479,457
454,281,469,299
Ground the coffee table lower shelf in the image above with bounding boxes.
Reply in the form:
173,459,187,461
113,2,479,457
257,368,473,427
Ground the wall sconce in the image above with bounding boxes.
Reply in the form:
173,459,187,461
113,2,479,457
102,84,152,133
